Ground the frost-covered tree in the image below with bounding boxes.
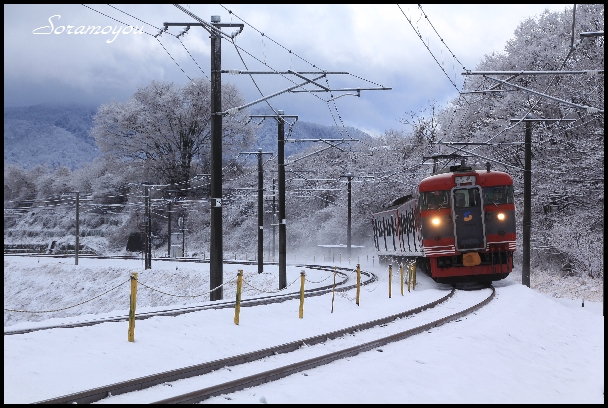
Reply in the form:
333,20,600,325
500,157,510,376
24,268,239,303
90,79,255,195
433,4,604,277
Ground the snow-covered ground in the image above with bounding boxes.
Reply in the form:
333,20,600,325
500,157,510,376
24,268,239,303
3,254,604,404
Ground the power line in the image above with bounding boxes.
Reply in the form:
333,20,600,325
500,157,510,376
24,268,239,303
397,4,461,92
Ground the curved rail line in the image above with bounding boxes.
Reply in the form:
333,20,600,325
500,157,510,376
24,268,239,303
4,263,375,336
31,286,496,405
154,285,495,404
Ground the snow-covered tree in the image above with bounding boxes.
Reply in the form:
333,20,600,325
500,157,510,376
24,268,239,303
90,79,255,195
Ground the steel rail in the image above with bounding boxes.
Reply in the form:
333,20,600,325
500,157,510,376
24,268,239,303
34,286,461,404
153,286,494,404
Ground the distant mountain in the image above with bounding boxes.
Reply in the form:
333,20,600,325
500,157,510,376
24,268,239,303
4,104,99,170
4,104,374,170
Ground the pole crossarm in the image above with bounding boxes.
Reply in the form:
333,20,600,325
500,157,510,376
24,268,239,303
250,114,299,119
171,4,243,39
580,31,604,37
440,145,524,171
218,75,326,116
463,70,604,76
436,141,525,146
509,118,578,123
222,70,348,75
459,90,511,95
290,87,391,93
484,75,604,114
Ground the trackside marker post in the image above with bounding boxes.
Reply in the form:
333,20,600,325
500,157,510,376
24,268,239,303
299,270,305,318
331,266,337,313
356,263,361,306
128,272,138,342
413,263,417,289
408,263,412,292
400,263,404,296
234,270,243,325
388,264,392,298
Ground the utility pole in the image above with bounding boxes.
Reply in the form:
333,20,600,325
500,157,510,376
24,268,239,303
340,172,354,256
167,199,172,257
250,111,298,289
258,149,264,272
181,214,186,257
510,116,575,287
239,148,273,273
75,191,79,265
162,12,244,300
209,15,223,299
272,178,277,258
278,113,286,289
165,8,388,293
144,184,152,270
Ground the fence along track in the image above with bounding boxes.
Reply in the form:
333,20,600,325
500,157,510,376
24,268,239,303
4,265,373,336
35,286,463,404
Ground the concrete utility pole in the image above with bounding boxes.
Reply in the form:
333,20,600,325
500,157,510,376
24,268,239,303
239,148,273,273
162,13,244,300
75,191,79,265
167,199,172,257
144,184,152,270
341,172,354,256
209,15,224,299
250,111,298,289
510,116,575,287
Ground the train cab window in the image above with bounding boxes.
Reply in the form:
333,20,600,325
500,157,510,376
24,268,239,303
453,188,481,208
483,185,514,205
420,191,450,210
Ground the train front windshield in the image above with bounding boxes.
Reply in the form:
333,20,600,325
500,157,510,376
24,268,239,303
483,185,514,205
420,191,450,210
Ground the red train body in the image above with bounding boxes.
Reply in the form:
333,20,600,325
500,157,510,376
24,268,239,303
372,163,516,283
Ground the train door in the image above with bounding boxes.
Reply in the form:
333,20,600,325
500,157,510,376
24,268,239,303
452,186,486,251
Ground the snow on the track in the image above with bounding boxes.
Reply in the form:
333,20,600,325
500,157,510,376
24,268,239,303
3,255,604,404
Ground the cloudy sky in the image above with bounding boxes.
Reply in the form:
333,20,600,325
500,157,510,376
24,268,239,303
4,4,571,135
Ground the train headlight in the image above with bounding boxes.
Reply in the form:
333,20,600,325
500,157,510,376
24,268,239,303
497,212,505,221
432,217,441,226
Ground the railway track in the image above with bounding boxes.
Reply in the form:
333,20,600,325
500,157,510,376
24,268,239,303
34,285,495,404
5,262,375,336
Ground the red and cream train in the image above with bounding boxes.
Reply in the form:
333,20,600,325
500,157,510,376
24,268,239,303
372,161,516,283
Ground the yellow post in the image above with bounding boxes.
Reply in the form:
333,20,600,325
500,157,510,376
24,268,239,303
331,266,337,313
234,253,236,260
372,256,374,266
356,263,361,306
400,263,404,296
314,255,316,262
299,270,305,318
128,272,138,342
340,253,342,264
234,270,243,325
407,263,412,293
412,262,417,289
348,257,350,265
388,264,392,298
203,252,206,261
